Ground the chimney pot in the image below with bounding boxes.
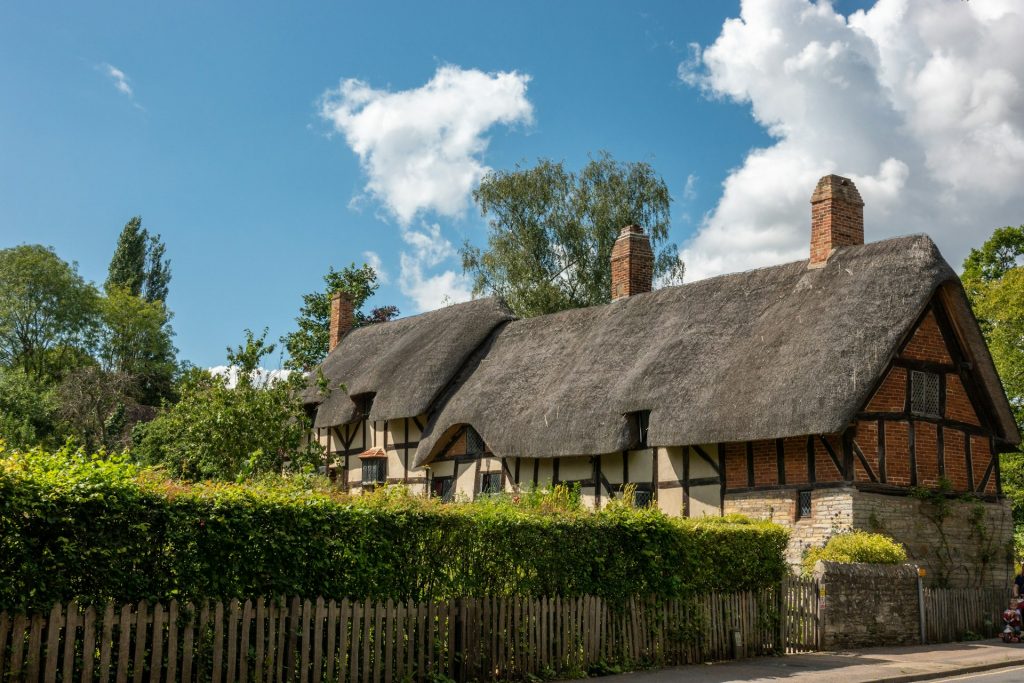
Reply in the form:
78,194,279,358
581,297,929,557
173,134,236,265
329,291,355,352
809,174,864,266
610,224,654,301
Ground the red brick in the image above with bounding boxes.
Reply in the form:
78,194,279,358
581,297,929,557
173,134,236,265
867,367,906,412
946,374,980,426
901,312,952,365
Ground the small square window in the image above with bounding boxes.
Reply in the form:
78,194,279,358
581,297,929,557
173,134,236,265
910,370,941,417
431,476,454,502
361,459,386,487
478,472,502,496
633,486,654,508
797,490,812,519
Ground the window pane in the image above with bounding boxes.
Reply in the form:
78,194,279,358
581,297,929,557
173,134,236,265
633,488,653,508
479,472,501,495
911,370,940,417
798,490,812,518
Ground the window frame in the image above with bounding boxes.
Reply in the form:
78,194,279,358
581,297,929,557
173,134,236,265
796,490,812,520
910,370,941,418
361,458,387,488
431,476,455,502
478,471,503,497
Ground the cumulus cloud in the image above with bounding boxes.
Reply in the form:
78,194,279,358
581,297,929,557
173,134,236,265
320,65,534,225
397,223,473,312
362,250,389,285
680,0,1024,280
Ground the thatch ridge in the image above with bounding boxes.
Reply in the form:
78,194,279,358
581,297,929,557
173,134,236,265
308,297,513,427
413,234,1020,465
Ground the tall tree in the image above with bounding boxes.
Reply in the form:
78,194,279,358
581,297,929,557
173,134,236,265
106,216,172,302
0,245,99,380
133,329,322,480
962,226,1024,523
462,152,685,318
106,216,148,296
282,263,399,371
98,287,177,405
144,233,172,303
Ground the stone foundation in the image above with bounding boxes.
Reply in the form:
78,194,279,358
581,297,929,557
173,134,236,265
724,487,1014,588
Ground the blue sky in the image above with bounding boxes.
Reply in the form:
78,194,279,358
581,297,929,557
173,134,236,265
2,0,1021,368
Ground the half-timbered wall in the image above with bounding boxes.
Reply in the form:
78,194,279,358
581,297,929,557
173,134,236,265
313,415,428,494
719,301,1002,501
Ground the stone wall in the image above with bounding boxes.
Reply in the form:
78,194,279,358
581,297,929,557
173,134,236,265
813,561,921,649
725,487,1014,588
853,490,1014,589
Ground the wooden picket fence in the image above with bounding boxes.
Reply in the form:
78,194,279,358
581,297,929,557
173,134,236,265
0,589,795,683
780,576,820,652
924,587,1009,643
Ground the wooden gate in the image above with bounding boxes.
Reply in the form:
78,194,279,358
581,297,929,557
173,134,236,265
780,576,820,652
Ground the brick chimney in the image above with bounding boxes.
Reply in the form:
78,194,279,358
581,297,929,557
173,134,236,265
329,291,354,352
809,174,864,266
610,224,654,301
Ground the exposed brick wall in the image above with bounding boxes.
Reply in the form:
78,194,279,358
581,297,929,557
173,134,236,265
885,421,912,486
943,429,969,491
783,436,808,484
971,435,995,494
329,291,355,352
854,420,880,482
946,374,981,426
809,175,864,265
915,422,940,487
610,225,654,301
867,367,906,412
751,440,777,486
724,442,747,489
901,311,952,365
813,435,844,482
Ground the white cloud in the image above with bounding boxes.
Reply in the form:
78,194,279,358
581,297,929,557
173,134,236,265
104,64,132,96
682,173,698,201
362,250,389,285
319,65,534,225
680,0,1024,280
397,223,473,312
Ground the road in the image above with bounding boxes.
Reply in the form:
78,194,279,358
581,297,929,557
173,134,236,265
930,665,1024,682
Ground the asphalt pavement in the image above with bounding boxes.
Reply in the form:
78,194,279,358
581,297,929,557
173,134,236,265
581,641,1024,683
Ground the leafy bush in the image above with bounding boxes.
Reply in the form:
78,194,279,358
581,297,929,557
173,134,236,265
0,444,789,612
801,531,908,575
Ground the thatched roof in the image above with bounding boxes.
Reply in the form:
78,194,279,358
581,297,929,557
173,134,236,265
413,235,1020,465
307,297,513,428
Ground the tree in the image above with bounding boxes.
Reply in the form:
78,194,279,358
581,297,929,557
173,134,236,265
133,329,322,480
461,152,685,318
56,366,136,452
282,263,399,371
106,216,172,302
98,287,177,405
0,367,58,448
0,245,99,380
961,226,1024,523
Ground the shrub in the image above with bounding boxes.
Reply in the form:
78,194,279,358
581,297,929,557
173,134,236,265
0,444,789,612
801,531,908,575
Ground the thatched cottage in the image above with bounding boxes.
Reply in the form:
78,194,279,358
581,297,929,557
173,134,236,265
304,175,1020,586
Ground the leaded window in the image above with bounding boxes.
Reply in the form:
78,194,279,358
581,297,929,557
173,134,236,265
361,458,386,487
479,472,502,496
466,426,486,456
910,370,941,417
797,490,812,519
431,476,454,502
633,486,654,508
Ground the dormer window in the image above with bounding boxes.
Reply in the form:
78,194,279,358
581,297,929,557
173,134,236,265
353,393,374,420
910,371,940,418
631,411,651,448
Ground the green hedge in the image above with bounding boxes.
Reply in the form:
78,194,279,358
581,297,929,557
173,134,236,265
801,531,908,575
1,445,789,612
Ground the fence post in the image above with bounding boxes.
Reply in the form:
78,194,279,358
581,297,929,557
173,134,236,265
917,567,927,645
